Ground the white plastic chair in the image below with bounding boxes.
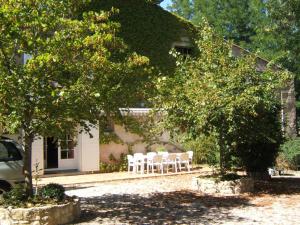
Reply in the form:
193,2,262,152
187,150,193,169
164,153,178,173
178,153,190,172
127,155,135,173
146,152,157,173
150,154,163,174
133,153,145,174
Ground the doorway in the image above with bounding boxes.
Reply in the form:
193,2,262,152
44,137,58,169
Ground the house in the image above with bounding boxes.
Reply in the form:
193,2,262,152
2,0,296,174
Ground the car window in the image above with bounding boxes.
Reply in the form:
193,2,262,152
0,141,22,161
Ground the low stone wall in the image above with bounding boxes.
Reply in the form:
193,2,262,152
192,177,254,195
0,199,80,225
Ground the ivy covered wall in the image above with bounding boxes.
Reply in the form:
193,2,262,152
84,0,196,73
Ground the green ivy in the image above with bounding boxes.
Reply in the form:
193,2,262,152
83,0,197,74
99,152,128,173
100,132,123,145
98,116,123,144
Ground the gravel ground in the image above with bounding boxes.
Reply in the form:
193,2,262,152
66,173,300,225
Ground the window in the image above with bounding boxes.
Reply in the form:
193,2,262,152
0,140,22,162
60,135,75,159
174,46,193,56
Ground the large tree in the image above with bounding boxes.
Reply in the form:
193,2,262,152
169,0,281,60
154,21,291,175
0,0,150,195
262,0,300,133
266,0,300,76
168,0,298,137
168,0,271,51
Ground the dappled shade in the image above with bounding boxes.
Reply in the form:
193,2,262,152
75,191,252,224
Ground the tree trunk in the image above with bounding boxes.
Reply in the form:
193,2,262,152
247,171,271,180
218,132,226,175
219,145,225,175
24,131,34,196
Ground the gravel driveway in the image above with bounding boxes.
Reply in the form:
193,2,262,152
66,173,300,225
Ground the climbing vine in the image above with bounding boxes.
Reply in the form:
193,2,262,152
83,0,197,74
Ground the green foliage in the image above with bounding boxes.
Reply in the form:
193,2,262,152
122,116,145,137
83,0,196,74
99,114,154,144
0,183,69,208
266,0,300,119
39,183,65,201
100,132,123,145
278,138,300,170
181,134,219,167
168,0,299,125
156,146,167,152
168,0,273,54
154,20,291,174
237,141,279,173
0,0,150,194
99,153,128,173
266,0,300,76
1,185,28,207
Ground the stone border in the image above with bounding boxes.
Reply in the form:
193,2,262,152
0,199,80,225
192,177,254,195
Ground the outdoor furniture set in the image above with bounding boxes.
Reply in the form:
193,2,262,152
127,151,193,174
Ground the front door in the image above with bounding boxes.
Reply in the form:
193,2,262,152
45,137,58,169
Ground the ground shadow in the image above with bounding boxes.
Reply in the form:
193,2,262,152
72,191,252,224
254,177,300,195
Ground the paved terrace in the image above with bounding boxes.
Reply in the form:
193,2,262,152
39,166,212,188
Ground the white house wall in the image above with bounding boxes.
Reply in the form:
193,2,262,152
78,125,100,172
32,136,44,174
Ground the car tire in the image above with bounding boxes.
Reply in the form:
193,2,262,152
0,182,12,196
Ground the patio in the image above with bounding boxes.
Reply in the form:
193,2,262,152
39,166,211,188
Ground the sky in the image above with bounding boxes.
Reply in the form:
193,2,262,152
160,0,172,9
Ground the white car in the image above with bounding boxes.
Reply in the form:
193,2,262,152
0,136,24,196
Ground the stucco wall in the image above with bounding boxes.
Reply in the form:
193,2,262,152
100,124,182,163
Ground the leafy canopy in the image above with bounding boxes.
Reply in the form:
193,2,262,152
0,0,150,137
154,20,291,172
266,0,300,75
168,0,272,52
0,0,151,195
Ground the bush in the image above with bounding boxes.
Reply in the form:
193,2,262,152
99,153,128,173
237,141,279,173
278,138,300,170
1,185,28,207
39,183,65,201
182,134,219,167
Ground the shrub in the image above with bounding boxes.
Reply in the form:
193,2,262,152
39,183,65,201
1,185,28,207
182,134,219,167
99,153,128,173
237,141,279,173
278,138,300,170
